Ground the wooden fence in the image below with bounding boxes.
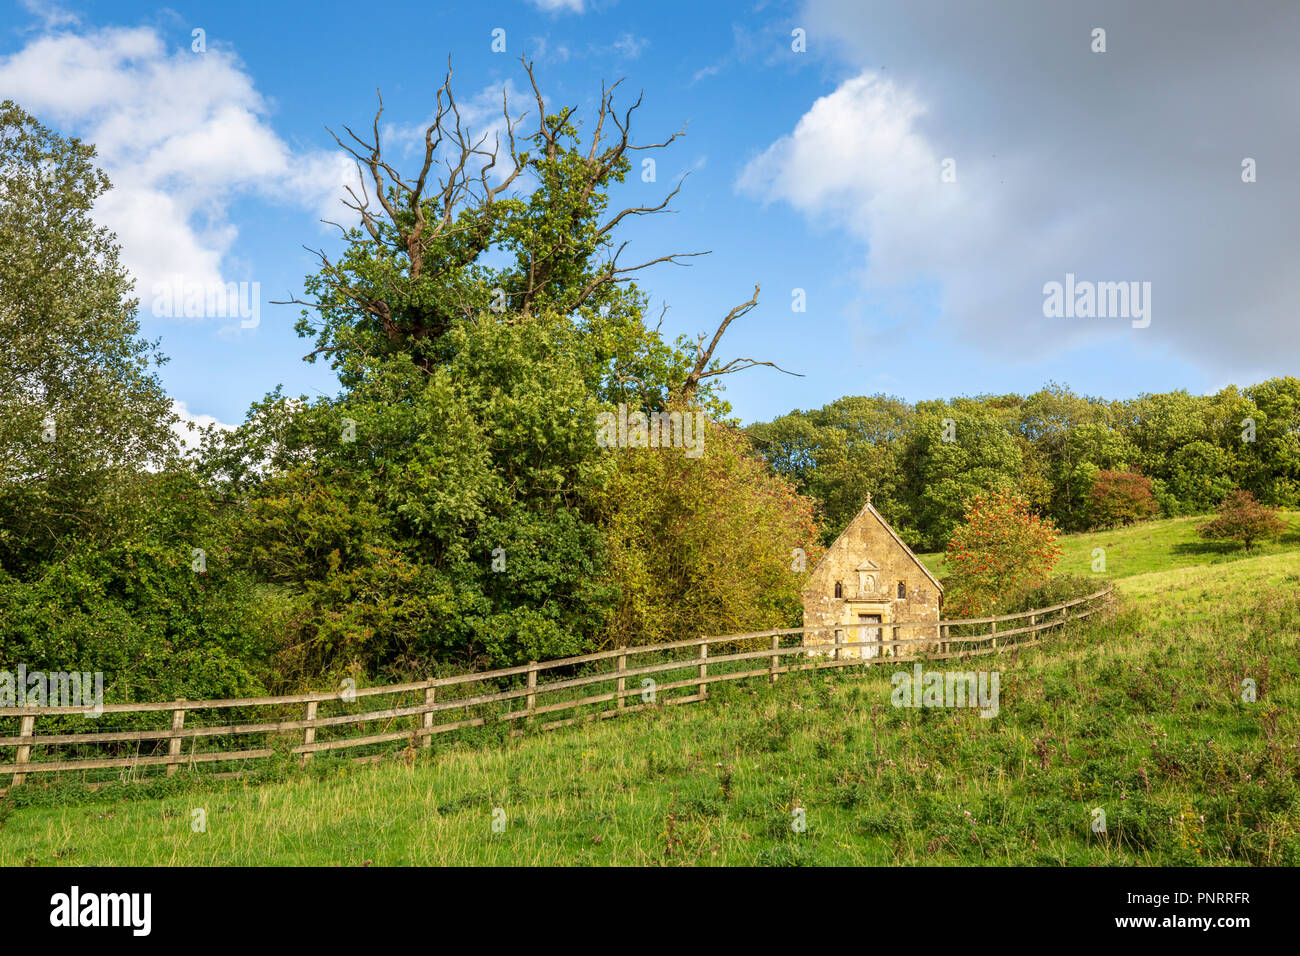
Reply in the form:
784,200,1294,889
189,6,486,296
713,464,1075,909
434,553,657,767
0,586,1113,793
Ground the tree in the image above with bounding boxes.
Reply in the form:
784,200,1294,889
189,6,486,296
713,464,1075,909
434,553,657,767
747,394,912,544
942,489,1062,618
1198,490,1287,552
1088,469,1158,528
288,59,777,405
1118,389,1226,515
1241,377,1300,505
0,102,280,700
202,61,798,673
595,416,821,647
208,312,621,675
0,101,178,571
899,403,1023,552
1011,383,1113,528
1167,440,1236,514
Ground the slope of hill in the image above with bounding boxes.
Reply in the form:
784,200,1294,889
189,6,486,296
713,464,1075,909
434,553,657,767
919,511,1300,581
3,517,1297,866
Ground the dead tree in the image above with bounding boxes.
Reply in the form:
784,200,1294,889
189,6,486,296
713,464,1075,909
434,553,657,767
679,285,802,402
280,56,798,395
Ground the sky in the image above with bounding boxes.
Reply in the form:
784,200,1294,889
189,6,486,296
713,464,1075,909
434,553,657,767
2,0,1298,439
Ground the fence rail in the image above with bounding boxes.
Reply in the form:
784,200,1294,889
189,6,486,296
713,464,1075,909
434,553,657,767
0,587,1113,792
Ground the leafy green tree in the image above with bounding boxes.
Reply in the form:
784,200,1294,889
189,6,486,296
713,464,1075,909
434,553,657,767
1166,440,1236,514
0,101,177,571
210,313,620,675
747,394,911,543
204,62,792,673
1118,390,1223,514
1241,377,1300,505
1011,384,1113,526
0,103,276,700
290,62,716,408
596,416,821,647
899,403,1023,552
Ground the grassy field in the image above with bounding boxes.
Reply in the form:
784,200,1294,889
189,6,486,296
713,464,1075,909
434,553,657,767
918,510,1300,580
2,520,1297,866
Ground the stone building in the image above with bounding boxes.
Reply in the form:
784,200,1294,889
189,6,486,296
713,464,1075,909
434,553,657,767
801,496,943,659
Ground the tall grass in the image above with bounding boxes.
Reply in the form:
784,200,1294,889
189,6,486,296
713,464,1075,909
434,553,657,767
3,581,1296,866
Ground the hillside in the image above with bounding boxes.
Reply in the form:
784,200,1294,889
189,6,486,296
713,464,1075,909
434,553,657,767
919,510,1300,581
2,517,1297,866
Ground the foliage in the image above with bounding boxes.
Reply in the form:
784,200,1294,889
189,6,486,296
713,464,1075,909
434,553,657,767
747,395,911,545
1088,470,1159,528
208,312,620,677
1198,490,1288,552
596,416,821,647
898,403,1023,552
996,572,1101,616
942,489,1062,617
749,378,1300,550
0,101,178,571
0,476,274,703
0,103,275,701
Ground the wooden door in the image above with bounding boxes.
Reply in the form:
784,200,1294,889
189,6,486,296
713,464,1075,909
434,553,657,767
858,613,882,659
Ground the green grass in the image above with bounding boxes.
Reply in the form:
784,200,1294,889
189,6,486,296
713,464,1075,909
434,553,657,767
918,510,1300,580
3,584,1297,865
3,514,1297,866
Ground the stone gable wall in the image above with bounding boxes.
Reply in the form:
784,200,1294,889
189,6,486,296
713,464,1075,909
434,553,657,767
801,507,941,659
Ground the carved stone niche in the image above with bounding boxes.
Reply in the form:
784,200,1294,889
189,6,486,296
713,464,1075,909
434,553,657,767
855,559,881,598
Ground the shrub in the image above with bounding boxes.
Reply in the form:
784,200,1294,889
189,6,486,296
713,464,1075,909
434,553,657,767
1198,490,1288,551
0,539,273,703
596,417,822,646
942,489,1062,618
998,572,1102,616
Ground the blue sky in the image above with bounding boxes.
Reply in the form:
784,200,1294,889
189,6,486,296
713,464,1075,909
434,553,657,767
3,0,1297,435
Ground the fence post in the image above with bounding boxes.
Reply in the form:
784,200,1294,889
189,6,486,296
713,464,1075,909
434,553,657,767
698,640,708,700
1030,613,1036,638
889,623,897,659
419,683,437,748
770,635,780,684
12,715,35,788
166,699,186,777
301,700,317,766
617,649,627,711
942,623,949,654
834,629,842,662
526,662,538,721
991,620,998,652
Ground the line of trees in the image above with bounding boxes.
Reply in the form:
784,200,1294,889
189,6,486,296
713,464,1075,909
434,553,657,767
747,381,1300,552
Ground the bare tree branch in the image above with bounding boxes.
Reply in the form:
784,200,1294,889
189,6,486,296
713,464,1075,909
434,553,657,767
679,285,803,401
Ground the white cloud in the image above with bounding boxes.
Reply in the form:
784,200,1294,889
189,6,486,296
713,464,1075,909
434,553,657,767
690,63,723,84
612,33,648,59
527,0,585,13
170,399,234,455
739,18,1300,381
0,25,356,330
738,72,996,297
17,0,78,30
784,0,1300,384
